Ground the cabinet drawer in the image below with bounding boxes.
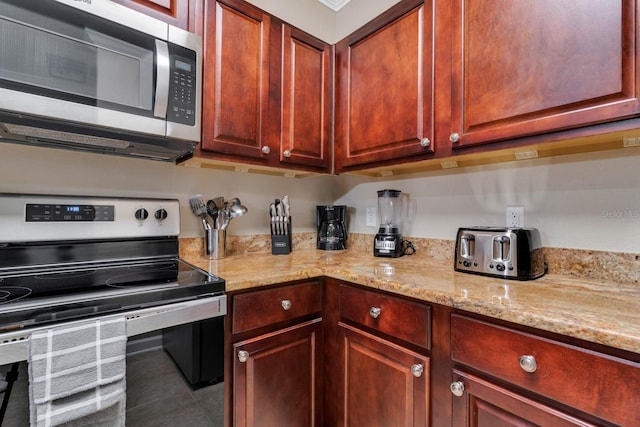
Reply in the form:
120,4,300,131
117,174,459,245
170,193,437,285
451,314,640,426
339,284,430,350
232,282,322,335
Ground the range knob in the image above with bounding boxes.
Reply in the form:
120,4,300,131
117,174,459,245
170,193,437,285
155,208,168,221
134,208,149,221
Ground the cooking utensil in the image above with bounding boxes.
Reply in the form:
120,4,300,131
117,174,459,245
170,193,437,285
282,195,290,235
269,202,277,235
230,197,248,218
220,201,231,230
206,199,218,228
189,194,210,231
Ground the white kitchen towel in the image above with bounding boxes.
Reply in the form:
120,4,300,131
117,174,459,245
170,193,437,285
28,317,127,427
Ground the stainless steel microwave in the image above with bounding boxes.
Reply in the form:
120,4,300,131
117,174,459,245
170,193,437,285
0,0,202,163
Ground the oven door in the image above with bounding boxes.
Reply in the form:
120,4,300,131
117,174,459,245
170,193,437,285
0,296,226,425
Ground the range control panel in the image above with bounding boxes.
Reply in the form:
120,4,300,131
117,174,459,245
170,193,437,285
0,194,181,242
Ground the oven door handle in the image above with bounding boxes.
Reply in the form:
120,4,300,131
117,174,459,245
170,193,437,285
0,296,226,365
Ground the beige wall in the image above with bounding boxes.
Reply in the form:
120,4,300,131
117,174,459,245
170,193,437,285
2,142,639,253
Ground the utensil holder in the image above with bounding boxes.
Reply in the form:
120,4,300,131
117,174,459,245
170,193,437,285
206,229,226,259
271,217,292,255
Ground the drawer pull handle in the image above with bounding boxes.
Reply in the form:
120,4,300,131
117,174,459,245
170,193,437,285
238,350,249,363
369,307,382,319
281,299,292,311
450,381,465,397
519,355,537,373
410,364,424,378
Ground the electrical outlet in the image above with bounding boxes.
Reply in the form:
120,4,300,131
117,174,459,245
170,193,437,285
366,207,377,227
506,206,524,228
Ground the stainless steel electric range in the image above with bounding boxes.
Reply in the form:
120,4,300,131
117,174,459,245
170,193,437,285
0,194,226,367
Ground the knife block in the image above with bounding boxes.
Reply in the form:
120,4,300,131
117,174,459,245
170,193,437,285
271,217,292,255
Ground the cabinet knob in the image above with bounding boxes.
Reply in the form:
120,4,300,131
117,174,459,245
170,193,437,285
369,307,382,319
281,299,292,311
283,150,292,158
420,138,431,147
519,355,537,373
238,350,249,363
261,146,271,155
449,133,460,143
410,364,424,378
450,381,465,397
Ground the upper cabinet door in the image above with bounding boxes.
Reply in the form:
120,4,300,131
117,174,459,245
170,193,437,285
450,0,639,148
278,25,332,170
335,0,435,171
111,0,196,30
201,0,271,161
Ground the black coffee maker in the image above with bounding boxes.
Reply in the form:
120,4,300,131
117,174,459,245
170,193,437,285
316,205,347,250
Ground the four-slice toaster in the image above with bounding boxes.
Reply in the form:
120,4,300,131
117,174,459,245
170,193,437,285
454,227,547,280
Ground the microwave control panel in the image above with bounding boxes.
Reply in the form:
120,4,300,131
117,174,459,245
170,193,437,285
167,44,197,126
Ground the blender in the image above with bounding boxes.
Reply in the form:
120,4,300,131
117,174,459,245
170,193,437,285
374,189,407,257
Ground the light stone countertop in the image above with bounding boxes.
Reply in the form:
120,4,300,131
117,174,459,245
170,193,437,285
184,248,640,356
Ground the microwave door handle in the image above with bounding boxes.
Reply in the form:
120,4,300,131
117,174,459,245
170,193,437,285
154,40,170,118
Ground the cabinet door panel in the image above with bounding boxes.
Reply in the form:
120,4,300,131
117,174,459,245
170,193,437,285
202,0,270,159
451,0,638,147
233,320,323,427
341,323,429,427
335,0,434,170
112,0,192,29
280,26,331,169
452,370,600,427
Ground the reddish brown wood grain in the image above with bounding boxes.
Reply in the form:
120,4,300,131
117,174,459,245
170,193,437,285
451,314,640,426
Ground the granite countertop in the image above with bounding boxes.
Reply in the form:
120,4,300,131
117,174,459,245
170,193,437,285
184,248,640,356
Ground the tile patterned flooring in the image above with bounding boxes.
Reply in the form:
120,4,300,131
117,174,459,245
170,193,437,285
0,350,223,426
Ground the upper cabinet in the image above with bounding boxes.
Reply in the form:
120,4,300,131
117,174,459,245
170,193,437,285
334,0,435,172
112,0,200,31
200,0,271,162
197,0,332,173
448,0,640,149
276,24,332,170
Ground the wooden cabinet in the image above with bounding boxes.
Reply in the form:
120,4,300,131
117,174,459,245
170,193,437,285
451,370,599,427
233,320,323,427
227,281,323,427
334,0,435,172
334,283,432,426
341,324,430,426
451,314,640,426
200,0,271,162
448,0,639,149
274,24,332,170
198,0,331,173
111,0,200,31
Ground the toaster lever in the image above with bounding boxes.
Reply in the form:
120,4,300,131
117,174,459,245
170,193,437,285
460,234,475,258
493,235,511,261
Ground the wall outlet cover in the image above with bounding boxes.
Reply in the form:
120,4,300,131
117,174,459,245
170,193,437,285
366,207,377,227
506,206,524,228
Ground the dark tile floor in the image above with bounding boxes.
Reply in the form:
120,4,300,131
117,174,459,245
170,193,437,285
0,350,223,426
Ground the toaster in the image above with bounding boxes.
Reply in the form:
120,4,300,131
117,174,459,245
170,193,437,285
454,227,546,280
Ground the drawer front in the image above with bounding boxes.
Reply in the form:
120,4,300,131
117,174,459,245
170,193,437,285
232,282,322,335
339,284,431,350
451,314,640,426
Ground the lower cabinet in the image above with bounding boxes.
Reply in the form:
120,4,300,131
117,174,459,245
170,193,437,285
340,324,430,426
227,281,324,427
232,320,323,427
451,370,599,427
451,314,640,426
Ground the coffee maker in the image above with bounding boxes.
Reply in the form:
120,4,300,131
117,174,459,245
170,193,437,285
316,205,347,250
374,189,407,258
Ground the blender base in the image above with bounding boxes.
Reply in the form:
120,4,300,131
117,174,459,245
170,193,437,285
373,233,404,258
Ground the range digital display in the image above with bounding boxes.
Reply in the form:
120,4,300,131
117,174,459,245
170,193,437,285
26,204,115,222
